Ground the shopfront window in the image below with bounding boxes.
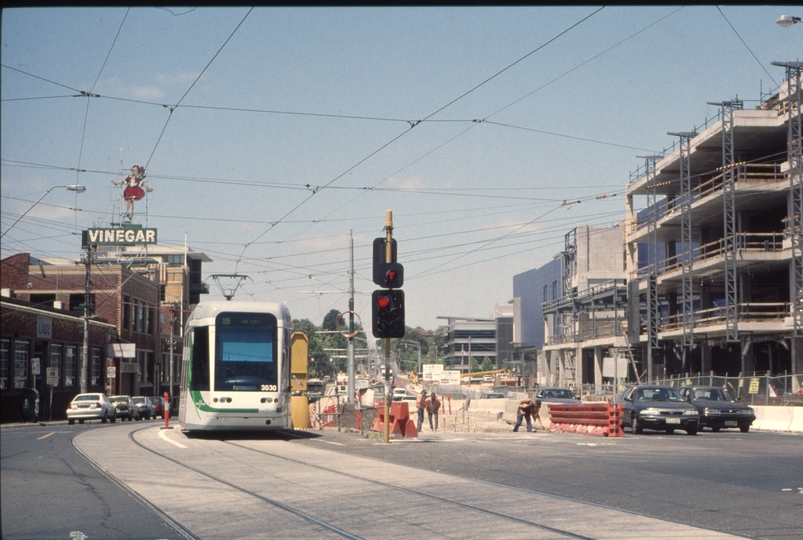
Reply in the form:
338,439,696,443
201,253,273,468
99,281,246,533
0,340,8,389
65,346,76,386
15,341,29,389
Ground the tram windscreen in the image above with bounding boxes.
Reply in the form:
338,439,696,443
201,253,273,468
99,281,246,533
215,312,278,391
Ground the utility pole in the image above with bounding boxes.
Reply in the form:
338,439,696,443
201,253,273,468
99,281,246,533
347,231,355,404
383,213,393,444
80,245,94,394
169,303,176,408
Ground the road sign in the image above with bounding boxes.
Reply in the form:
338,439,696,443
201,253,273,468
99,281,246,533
46,367,59,386
107,366,117,379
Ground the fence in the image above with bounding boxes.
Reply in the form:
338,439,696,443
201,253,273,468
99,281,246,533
578,372,803,406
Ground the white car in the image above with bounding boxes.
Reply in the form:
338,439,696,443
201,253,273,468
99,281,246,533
392,388,409,401
67,393,117,425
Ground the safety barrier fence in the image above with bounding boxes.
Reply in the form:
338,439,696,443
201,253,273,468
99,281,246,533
368,401,418,437
546,402,624,437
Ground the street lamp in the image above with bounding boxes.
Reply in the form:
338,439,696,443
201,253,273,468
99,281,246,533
1,184,87,237
777,14,801,28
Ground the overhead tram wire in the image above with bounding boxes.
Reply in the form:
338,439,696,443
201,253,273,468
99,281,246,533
715,6,778,87
144,7,254,170
236,7,608,267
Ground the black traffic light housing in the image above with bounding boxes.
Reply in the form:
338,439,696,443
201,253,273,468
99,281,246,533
372,238,404,286
372,289,405,338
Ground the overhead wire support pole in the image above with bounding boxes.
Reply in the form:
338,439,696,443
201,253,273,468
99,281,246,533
383,211,393,444
637,154,661,382
772,61,803,374
709,99,743,344
668,131,697,365
347,230,355,405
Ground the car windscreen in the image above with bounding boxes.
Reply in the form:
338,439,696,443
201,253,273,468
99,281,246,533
74,394,101,401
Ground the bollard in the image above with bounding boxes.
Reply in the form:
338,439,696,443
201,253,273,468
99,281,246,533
447,395,452,415
161,391,173,430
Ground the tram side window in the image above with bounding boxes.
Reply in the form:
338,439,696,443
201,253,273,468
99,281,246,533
190,327,210,391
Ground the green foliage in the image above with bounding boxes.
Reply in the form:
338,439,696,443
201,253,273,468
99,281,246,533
321,309,340,331
470,357,480,372
481,357,493,371
502,358,512,372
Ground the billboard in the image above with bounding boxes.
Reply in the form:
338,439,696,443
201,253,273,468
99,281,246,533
83,227,157,247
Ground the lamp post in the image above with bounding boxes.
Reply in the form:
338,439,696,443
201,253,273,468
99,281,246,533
1,184,86,238
777,14,801,27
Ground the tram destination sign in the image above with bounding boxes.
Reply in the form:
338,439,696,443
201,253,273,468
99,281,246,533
82,227,157,247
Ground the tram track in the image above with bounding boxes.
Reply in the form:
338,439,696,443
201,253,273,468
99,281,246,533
73,424,746,539
222,437,597,540
120,424,596,539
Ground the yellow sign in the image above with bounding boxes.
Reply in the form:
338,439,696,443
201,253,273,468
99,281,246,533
748,378,760,394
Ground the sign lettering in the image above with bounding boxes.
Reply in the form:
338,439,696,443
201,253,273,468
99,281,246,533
82,227,157,247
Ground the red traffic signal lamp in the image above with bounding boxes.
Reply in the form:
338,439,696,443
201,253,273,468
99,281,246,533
372,289,405,338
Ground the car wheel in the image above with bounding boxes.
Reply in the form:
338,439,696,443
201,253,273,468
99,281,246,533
665,428,675,434
631,412,642,434
110,413,116,423
739,425,750,433
712,426,721,432
79,419,85,425
685,427,697,435
101,412,108,424
69,419,75,425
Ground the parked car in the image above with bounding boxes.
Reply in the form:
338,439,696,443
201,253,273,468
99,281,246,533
109,395,140,421
534,387,581,403
619,385,699,435
482,376,494,383
479,392,506,399
132,396,157,420
392,388,409,401
150,396,165,417
67,393,117,425
678,386,755,433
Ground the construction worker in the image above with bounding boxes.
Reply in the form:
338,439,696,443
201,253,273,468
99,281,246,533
513,397,542,432
427,391,441,431
415,389,427,432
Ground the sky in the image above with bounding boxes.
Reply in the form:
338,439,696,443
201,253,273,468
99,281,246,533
1,6,801,331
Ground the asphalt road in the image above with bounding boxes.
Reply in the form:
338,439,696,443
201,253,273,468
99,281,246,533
2,420,801,539
292,427,803,539
1,420,185,540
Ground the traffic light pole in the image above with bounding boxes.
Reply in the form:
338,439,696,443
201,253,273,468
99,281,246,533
383,211,393,444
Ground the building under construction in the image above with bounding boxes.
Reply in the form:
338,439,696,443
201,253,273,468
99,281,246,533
530,62,802,394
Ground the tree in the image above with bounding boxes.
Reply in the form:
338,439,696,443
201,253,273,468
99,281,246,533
322,309,341,331
470,357,480,372
481,357,493,371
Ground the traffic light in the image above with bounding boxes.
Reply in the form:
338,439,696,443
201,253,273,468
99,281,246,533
375,262,403,288
373,238,402,286
372,289,405,338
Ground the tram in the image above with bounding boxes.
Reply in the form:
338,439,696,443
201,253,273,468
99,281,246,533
179,301,293,432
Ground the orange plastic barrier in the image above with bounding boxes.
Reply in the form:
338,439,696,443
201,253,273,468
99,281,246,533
370,401,418,437
546,403,623,437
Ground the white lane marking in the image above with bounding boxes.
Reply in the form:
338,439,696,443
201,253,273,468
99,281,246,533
37,432,55,440
158,428,187,448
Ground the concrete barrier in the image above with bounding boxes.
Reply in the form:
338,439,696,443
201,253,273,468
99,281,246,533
751,405,803,433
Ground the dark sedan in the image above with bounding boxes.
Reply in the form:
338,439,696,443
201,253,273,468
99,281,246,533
534,387,581,403
619,385,699,435
678,386,755,433
109,395,140,421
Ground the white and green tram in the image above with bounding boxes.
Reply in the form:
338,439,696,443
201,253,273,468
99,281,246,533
179,301,293,432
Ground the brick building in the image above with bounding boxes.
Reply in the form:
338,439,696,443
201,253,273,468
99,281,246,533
1,252,161,414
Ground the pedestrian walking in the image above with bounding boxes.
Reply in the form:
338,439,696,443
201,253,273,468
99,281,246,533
513,397,542,432
427,391,441,431
415,389,427,432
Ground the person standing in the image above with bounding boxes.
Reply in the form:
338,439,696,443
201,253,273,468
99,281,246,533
415,389,427,432
513,397,541,432
427,391,441,431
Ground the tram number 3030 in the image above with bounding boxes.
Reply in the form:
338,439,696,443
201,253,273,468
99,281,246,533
261,385,278,392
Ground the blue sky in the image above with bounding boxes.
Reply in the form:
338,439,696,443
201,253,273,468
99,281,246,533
1,6,800,330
